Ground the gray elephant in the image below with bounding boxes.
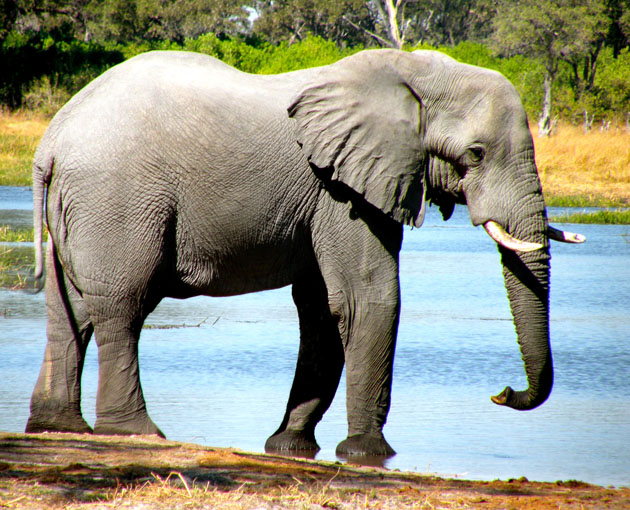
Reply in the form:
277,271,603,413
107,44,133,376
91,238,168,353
26,48,583,457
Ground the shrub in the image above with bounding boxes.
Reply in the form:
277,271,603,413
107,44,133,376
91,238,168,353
0,30,124,109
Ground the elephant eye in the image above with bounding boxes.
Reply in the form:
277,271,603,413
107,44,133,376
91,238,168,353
468,147,485,163
470,147,486,161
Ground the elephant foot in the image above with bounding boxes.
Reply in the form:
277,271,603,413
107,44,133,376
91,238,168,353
265,429,320,455
335,433,396,457
26,411,93,435
94,414,165,438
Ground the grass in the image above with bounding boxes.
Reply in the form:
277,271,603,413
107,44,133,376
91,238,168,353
533,123,630,207
0,245,35,289
0,225,40,242
550,208,630,224
0,225,45,289
0,111,49,186
3,432,630,510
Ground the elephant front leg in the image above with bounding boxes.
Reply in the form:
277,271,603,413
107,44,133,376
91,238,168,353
26,246,93,434
92,320,164,437
265,276,344,454
334,296,399,458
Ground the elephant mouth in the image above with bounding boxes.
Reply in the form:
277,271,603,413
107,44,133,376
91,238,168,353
483,220,585,253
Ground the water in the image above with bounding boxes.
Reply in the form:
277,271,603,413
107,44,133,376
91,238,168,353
1,186,629,487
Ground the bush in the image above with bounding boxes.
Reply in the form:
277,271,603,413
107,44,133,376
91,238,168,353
183,34,356,75
21,75,71,115
257,36,359,74
0,30,124,109
594,47,630,119
2,30,629,124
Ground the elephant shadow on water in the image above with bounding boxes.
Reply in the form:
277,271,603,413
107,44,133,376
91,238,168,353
24,48,584,458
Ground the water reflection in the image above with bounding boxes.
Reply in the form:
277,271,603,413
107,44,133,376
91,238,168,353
1,186,629,486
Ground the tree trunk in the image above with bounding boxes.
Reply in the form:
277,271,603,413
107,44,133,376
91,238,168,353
538,73,552,137
383,0,404,49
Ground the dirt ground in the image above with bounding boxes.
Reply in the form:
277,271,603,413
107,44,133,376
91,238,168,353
0,432,628,509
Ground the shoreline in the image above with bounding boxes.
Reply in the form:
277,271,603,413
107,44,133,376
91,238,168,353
1,432,628,509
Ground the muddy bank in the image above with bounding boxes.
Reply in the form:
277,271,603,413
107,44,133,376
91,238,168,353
0,432,628,509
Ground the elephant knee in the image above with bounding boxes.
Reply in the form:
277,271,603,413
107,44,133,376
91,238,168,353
326,290,350,342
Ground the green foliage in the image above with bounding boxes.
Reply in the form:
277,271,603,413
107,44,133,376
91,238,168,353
256,36,359,74
176,34,355,74
593,46,630,114
1,16,629,124
413,41,547,119
253,0,370,47
183,33,272,73
0,29,124,109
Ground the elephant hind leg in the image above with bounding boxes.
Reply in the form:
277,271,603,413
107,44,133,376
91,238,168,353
86,291,164,438
265,272,344,454
26,242,93,434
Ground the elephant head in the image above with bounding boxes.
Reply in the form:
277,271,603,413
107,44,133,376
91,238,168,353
289,49,583,411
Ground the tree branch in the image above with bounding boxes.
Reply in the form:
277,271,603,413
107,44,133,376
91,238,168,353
341,15,394,48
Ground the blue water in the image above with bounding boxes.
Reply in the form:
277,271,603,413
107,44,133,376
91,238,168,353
1,186,629,486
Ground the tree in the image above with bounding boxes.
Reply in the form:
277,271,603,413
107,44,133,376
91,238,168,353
252,0,370,47
400,0,495,47
1,0,21,41
605,0,630,57
140,0,250,43
339,0,495,49
492,0,608,136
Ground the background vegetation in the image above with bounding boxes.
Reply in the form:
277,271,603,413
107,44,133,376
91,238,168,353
0,1,629,220
1,0,630,126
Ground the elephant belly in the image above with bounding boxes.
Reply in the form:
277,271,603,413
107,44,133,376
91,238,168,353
172,242,304,298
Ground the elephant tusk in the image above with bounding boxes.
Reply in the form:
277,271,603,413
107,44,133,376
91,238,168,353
483,220,543,253
548,225,586,244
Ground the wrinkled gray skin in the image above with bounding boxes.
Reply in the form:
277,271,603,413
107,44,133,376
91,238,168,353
27,49,556,456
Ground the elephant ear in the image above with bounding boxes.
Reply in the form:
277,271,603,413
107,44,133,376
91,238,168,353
288,53,427,228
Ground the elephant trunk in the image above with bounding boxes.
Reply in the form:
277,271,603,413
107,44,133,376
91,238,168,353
484,157,552,411
492,245,552,410
467,152,553,410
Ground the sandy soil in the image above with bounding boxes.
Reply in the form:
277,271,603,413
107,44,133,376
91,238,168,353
0,432,628,509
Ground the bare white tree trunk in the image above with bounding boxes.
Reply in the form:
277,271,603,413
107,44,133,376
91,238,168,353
384,0,404,49
583,110,594,133
538,73,553,137
373,0,405,49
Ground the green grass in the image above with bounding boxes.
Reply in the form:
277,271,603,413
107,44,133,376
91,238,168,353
0,245,35,289
0,225,39,242
0,226,43,289
550,209,630,224
545,194,629,208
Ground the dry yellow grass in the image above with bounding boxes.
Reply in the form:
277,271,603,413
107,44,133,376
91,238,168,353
533,124,630,205
2,433,629,510
1,111,629,205
0,111,49,186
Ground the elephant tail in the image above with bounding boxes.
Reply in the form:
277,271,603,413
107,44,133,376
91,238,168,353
32,154,53,290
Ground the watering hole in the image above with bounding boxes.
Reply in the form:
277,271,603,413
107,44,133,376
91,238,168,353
1,186,629,486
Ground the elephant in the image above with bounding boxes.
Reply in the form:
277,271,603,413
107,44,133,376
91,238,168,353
26,48,584,457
